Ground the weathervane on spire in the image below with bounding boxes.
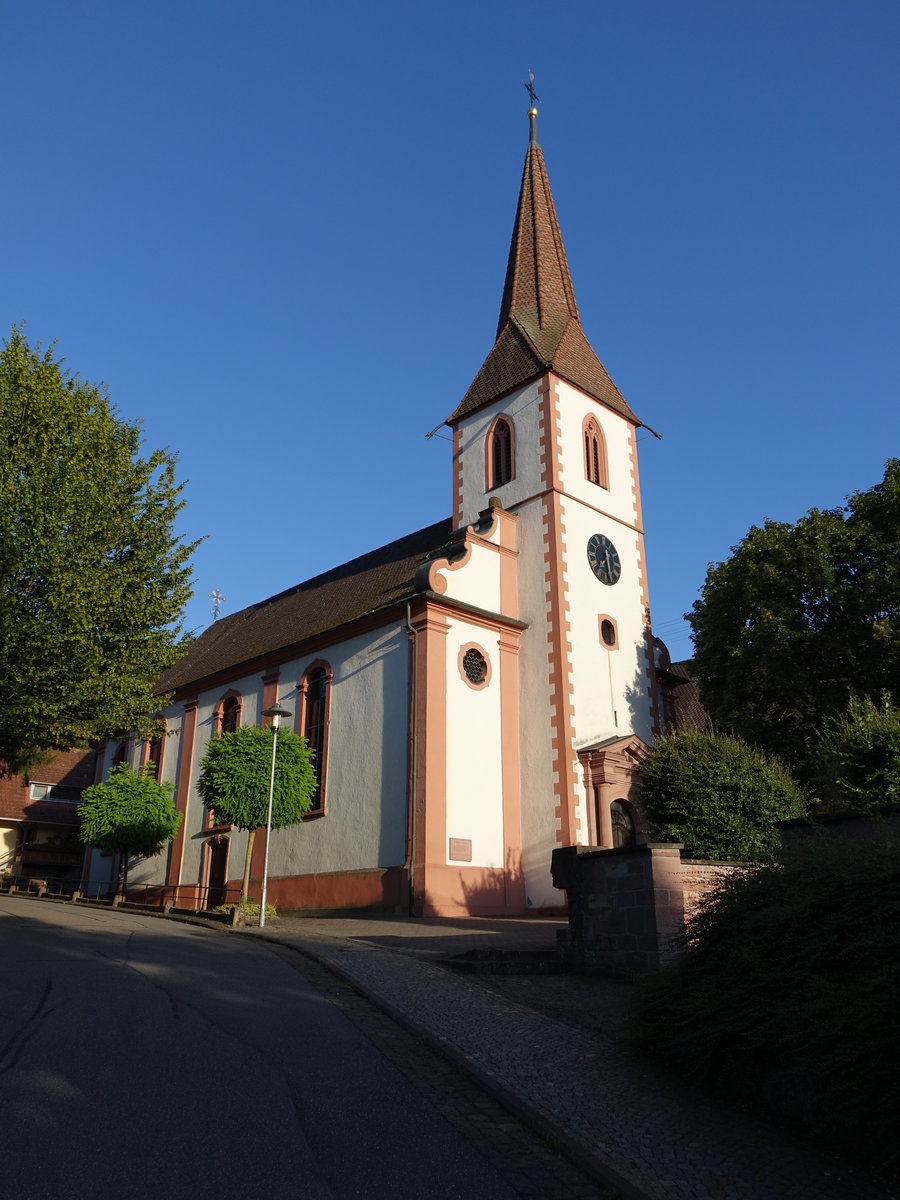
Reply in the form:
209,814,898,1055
523,71,540,109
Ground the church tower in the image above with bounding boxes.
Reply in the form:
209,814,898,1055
446,102,659,907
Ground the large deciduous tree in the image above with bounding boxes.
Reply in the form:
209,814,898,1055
197,726,316,900
0,327,198,774
687,460,900,778
79,764,182,894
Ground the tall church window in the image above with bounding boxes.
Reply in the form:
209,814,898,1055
214,692,242,736
486,415,515,490
299,661,332,814
141,721,166,779
583,415,609,489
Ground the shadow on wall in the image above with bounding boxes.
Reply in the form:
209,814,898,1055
456,849,528,916
623,648,654,740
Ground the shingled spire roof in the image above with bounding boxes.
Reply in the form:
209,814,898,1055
448,106,640,426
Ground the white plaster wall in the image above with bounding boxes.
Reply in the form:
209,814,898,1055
148,625,411,891
555,379,640,527
179,667,265,886
270,625,409,876
432,540,501,613
563,496,654,748
511,497,561,908
458,381,544,527
443,618,505,868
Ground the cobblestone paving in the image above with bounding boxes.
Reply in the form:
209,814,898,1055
260,926,897,1200
269,945,613,1200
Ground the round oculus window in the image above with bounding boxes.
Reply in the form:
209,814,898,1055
462,648,487,685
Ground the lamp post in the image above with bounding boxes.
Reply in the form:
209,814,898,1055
259,703,293,929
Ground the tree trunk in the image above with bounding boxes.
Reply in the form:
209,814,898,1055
241,829,256,901
121,852,130,898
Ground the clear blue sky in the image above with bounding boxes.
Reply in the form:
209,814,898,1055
4,1,898,661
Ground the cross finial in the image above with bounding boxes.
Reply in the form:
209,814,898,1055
209,588,225,622
523,71,540,109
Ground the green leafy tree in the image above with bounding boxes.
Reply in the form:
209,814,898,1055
0,327,199,775
79,764,182,893
197,726,316,900
687,460,900,778
637,729,807,861
814,693,900,813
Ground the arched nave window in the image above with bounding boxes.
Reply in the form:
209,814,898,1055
299,662,332,815
214,691,243,736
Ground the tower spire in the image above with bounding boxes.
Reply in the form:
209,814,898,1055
448,96,640,427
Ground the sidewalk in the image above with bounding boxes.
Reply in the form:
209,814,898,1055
246,913,895,1200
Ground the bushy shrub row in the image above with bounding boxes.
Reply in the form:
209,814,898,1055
630,832,900,1170
636,730,806,861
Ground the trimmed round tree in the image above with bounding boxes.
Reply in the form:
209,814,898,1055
79,764,182,893
636,730,807,861
197,726,316,901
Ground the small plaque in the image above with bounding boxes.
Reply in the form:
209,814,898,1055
449,837,473,862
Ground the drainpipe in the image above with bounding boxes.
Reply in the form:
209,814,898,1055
405,602,419,915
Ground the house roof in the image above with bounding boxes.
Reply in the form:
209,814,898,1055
156,519,454,695
448,108,640,426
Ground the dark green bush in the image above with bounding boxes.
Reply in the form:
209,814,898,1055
637,730,807,861
631,832,900,1169
815,693,900,812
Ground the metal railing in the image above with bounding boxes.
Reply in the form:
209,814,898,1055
0,875,245,912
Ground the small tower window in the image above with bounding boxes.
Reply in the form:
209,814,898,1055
486,415,515,489
583,416,609,489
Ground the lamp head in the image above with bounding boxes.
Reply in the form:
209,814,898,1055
261,703,293,731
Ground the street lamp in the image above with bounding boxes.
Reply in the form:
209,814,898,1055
259,703,293,929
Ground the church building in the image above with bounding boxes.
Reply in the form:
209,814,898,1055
85,103,660,916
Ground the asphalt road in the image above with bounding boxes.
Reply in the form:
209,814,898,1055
0,898,524,1200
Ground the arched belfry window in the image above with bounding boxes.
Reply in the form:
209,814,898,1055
583,415,609,489
486,415,515,490
299,661,332,815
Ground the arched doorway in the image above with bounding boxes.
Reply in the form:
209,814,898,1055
203,837,229,909
610,800,636,849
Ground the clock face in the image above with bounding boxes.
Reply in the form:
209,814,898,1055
587,533,621,585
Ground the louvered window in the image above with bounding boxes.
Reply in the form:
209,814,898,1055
490,418,513,487
583,417,608,488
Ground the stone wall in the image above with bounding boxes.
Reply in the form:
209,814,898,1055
551,843,687,974
680,859,745,927
551,843,743,973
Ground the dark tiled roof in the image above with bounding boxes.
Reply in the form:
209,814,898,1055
448,124,639,426
663,660,709,735
157,519,454,694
